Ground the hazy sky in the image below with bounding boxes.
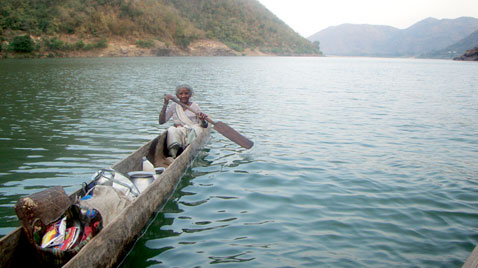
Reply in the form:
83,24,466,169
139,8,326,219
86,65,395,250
257,0,478,37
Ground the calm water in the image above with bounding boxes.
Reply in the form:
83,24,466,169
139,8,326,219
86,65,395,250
0,57,477,267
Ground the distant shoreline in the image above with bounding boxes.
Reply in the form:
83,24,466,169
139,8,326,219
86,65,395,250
1,35,323,59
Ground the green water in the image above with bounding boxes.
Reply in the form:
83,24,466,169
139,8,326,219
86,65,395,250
1,57,477,267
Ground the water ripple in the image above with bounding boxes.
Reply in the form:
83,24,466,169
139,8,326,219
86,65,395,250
1,57,477,267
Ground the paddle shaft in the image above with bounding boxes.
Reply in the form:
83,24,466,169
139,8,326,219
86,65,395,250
169,98,253,149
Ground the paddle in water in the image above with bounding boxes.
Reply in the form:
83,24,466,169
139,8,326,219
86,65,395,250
170,98,254,149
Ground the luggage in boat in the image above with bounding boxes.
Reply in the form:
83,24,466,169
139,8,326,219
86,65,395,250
14,187,103,267
79,185,131,226
0,128,211,268
85,169,140,199
128,166,165,193
31,204,102,267
15,186,71,245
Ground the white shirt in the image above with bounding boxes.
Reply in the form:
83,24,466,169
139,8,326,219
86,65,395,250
165,102,201,126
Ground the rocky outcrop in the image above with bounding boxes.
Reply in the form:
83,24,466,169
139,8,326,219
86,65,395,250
454,47,478,61
187,40,237,56
83,39,244,57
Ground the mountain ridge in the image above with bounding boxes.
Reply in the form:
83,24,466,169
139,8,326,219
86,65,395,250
308,17,478,58
420,29,478,59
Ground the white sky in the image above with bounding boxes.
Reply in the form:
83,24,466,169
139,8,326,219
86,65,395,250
257,0,478,37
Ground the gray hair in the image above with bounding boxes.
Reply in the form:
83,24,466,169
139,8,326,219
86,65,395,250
175,84,194,96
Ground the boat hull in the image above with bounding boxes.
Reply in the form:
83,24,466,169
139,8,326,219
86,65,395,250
0,127,210,267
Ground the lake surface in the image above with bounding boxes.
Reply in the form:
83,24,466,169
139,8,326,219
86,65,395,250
0,57,477,267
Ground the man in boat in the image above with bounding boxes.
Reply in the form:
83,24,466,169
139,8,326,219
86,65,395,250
159,84,208,158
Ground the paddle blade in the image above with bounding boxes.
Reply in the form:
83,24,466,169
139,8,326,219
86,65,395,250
213,121,254,149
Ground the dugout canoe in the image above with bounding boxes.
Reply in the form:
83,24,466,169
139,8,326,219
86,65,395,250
0,126,210,267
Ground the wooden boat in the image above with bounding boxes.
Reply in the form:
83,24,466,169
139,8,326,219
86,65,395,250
0,126,210,267
463,244,478,268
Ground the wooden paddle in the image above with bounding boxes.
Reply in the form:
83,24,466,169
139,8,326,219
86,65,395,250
170,98,254,149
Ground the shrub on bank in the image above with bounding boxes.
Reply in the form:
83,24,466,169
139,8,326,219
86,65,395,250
1,35,109,57
136,39,154,48
83,38,107,50
44,37,67,50
10,35,35,53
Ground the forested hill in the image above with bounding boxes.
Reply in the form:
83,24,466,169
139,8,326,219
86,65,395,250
0,0,322,57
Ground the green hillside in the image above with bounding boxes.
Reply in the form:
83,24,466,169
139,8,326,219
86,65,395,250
419,29,478,59
0,0,322,57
